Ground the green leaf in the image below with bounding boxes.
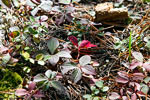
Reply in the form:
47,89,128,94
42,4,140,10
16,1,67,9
50,81,65,92
33,74,47,82
44,55,51,61
94,89,100,95
144,77,150,83
141,84,149,94
83,94,92,99
93,97,100,100
56,51,72,58
38,60,45,65
47,37,59,54
71,68,82,83
79,55,91,66
29,58,35,64
22,52,30,60
2,53,11,64
23,66,31,73
102,86,109,92
58,0,71,4
132,51,143,62
36,54,44,60
48,55,59,66
12,0,19,7
90,86,96,91
45,70,56,79
95,81,103,88
61,63,77,74
1,0,12,8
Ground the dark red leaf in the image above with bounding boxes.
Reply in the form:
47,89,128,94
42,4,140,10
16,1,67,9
137,91,145,96
68,36,78,47
79,40,97,48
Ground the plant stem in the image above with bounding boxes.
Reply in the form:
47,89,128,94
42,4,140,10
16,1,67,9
129,31,132,63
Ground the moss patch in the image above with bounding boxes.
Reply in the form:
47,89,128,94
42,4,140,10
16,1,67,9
0,67,23,91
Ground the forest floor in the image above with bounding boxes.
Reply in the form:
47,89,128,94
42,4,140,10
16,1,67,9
0,0,150,100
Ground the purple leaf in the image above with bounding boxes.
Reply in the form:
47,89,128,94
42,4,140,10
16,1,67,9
117,71,129,79
122,96,128,100
81,65,96,75
129,82,140,91
132,73,145,81
66,6,75,13
109,92,120,100
143,62,150,71
33,90,45,98
15,89,28,96
65,13,73,22
56,15,65,25
28,82,36,92
40,15,48,22
131,93,137,100
129,60,143,70
116,76,128,83
0,46,8,54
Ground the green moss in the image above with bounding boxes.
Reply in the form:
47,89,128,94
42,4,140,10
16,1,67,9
0,67,23,91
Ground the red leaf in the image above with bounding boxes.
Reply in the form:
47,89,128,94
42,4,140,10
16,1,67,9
137,91,145,96
68,36,78,47
79,40,97,48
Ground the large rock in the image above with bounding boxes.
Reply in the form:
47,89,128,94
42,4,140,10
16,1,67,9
95,2,129,26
